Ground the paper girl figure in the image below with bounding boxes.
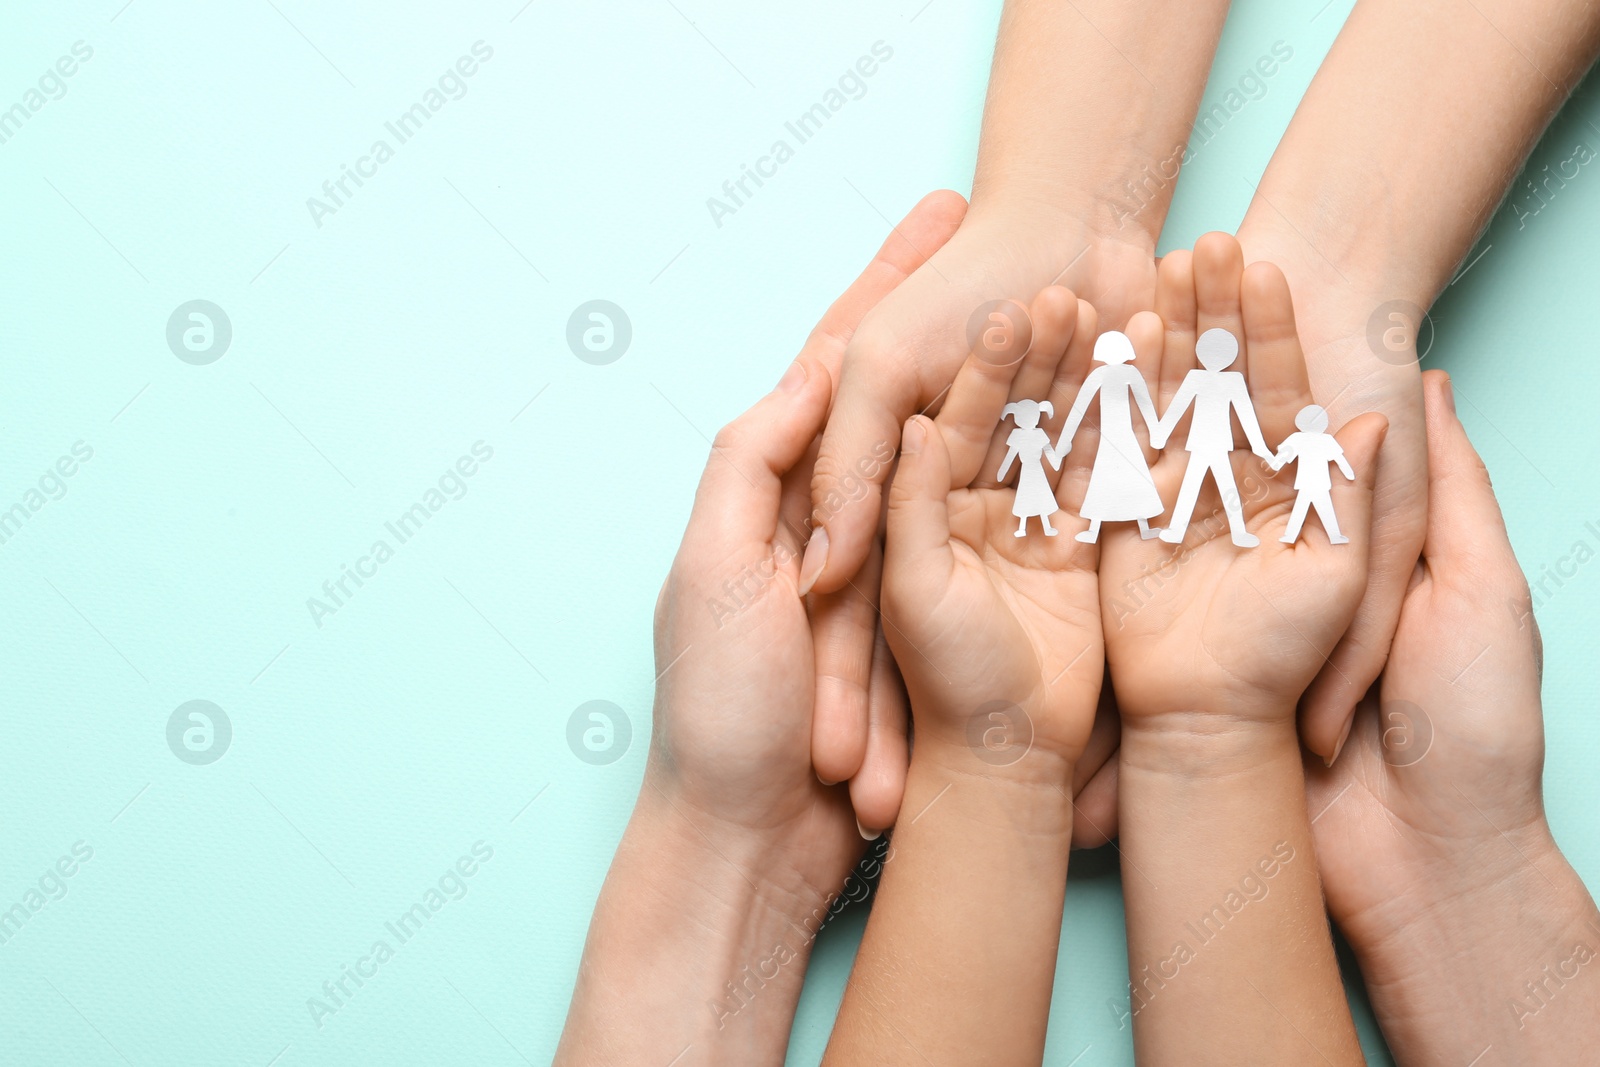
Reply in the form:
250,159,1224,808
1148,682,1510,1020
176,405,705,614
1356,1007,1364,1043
997,399,1062,537
1268,404,1353,544
1053,331,1163,543
1151,327,1274,548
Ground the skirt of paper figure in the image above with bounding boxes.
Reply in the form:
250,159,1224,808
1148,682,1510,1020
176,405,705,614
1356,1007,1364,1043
1008,429,1059,519
1079,401,1162,521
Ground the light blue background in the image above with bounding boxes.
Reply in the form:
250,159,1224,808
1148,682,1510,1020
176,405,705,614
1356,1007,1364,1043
2,1,1596,1064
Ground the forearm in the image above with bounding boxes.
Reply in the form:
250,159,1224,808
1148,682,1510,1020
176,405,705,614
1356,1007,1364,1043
1118,715,1362,1066
824,743,1075,1066
1239,0,1600,307
1341,826,1600,1065
971,0,1233,239
555,781,831,1066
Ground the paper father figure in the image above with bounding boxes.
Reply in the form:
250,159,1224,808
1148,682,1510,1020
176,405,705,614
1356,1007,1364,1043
1152,328,1273,548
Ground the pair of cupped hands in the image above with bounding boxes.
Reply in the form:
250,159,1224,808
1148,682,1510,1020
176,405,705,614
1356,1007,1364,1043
647,191,1548,950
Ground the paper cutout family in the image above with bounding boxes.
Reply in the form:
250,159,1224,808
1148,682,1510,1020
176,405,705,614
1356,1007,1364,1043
995,328,1352,547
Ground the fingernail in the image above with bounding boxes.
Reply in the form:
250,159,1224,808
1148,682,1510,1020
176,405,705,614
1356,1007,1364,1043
778,359,808,394
857,819,882,841
1441,374,1455,415
817,771,839,787
902,416,927,454
798,527,829,596
1327,715,1355,768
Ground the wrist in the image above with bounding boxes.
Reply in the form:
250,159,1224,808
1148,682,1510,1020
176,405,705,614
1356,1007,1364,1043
1344,831,1600,1059
1119,705,1301,780
630,768,848,928
905,733,1077,841
964,188,1161,254
558,780,854,1066
1344,823,1587,976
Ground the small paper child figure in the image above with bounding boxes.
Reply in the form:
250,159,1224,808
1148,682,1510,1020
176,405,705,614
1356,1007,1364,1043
997,399,1062,537
1269,404,1353,545
1054,331,1163,543
1152,327,1274,548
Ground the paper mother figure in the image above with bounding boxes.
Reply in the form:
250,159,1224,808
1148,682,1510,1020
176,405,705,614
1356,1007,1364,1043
1053,331,1164,543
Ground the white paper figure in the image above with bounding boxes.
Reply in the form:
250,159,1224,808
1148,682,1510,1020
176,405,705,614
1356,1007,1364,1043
1269,404,1352,545
1152,328,1274,548
997,400,1062,538
1054,331,1163,543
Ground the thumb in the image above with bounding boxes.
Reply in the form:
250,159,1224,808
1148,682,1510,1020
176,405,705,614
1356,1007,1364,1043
802,358,913,595
883,416,953,624
1418,370,1518,578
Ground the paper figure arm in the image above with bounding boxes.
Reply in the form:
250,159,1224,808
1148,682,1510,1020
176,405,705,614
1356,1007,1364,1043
1231,378,1274,460
997,443,1020,482
1054,368,1102,455
1151,376,1195,449
1045,442,1064,471
1130,373,1161,444
1332,440,1355,480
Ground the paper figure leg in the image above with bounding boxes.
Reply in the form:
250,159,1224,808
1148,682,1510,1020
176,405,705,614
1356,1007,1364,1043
1075,518,1101,544
1210,456,1259,548
1137,517,1156,540
1280,494,1311,544
1015,516,1028,538
1158,456,1212,544
1312,492,1347,544
1042,513,1060,537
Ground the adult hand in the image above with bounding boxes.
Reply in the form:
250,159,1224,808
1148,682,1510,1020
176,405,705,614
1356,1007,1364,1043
1304,372,1600,1065
803,201,1157,836
556,192,967,1067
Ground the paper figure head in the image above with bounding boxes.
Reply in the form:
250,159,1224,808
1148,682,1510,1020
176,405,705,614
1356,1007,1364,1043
1093,331,1136,366
1002,398,1053,430
1295,404,1330,433
1196,327,1239,371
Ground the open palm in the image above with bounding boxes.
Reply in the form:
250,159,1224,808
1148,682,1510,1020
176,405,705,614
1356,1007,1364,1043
1098,234,1387,723
882,286,1106,767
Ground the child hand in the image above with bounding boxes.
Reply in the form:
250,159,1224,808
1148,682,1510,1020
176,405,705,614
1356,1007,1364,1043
882,286,1105,779
1100,233,1387,729
1305,371,1600,1063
